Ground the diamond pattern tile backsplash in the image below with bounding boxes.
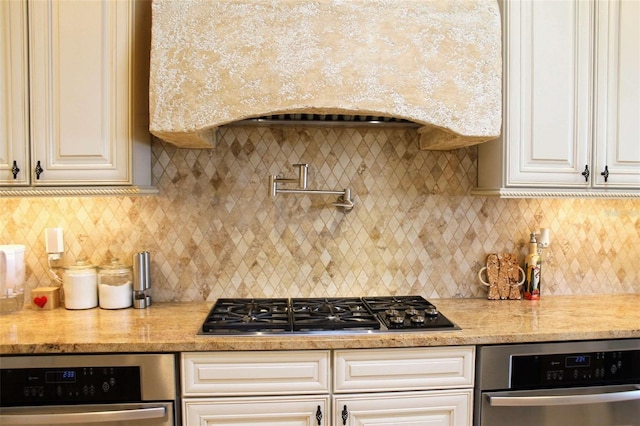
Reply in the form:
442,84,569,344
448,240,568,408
2,127,639,301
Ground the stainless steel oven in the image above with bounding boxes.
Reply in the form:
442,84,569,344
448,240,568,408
0,353,178,425
474,339,640,426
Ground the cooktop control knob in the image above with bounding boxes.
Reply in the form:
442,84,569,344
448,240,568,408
424,306,438,317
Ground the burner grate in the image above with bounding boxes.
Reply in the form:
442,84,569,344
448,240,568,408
201,298,291,333
290,298,380,332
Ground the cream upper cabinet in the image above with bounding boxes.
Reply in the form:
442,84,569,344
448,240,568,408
592,0,640,189
476,0,640,197
1,0,152,194
0,1,29,186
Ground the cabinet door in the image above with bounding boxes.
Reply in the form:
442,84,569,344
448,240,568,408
0,0,29,186
184,396,329,426
28,0,132,185
506,0,593,187
593,0,640,188
334,390,472,426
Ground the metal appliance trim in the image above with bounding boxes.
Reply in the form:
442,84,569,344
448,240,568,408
223,114,421,128
476,339,640,391
485,385,640,407
0,403,172,425
474,339,640,426
0,353,177,402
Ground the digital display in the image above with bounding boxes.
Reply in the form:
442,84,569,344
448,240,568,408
566,355,590,368
45,370,77,383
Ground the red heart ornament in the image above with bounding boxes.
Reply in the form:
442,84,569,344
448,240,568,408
34,296,48,308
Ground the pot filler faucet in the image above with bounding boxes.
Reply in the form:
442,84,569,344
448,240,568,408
269,163,354,211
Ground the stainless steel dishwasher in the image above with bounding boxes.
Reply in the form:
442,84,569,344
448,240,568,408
0,353,178,425
474,339,640,426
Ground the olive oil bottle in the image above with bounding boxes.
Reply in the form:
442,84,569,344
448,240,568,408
524,232,541,300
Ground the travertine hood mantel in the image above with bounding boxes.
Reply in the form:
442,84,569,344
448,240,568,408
149,0,501,150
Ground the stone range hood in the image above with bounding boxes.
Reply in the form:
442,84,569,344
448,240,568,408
149,0,501,150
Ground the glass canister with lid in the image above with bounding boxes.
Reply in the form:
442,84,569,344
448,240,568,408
63,259,98,309
98,259,133,309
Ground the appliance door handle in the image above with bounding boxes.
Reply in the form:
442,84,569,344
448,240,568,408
487,386,640,407
0,405,166,425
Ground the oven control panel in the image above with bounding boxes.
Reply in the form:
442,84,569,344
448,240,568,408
511,349,640,389
0,366,141,406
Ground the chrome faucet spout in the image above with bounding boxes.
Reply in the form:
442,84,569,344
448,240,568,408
269,163,308,197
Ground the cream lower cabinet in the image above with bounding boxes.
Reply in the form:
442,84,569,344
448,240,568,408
182,347,474,426
475,0,640,198
334,391,472,425
184,396,329,425
1,0,152,193
182,351,330,425
333,347,474,426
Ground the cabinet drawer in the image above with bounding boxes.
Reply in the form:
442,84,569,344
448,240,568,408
182,351,330,396
334,346,474,392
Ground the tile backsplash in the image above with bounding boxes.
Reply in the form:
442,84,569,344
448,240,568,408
2,127,639,301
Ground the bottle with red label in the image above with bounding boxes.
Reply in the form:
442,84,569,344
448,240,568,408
524,232,541,300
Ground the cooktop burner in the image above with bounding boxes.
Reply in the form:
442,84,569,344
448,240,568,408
199,296,458,335
201,298,292,333
291,298,380,332
363,296,456,330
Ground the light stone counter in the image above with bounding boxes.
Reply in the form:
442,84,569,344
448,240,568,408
1,294,638,354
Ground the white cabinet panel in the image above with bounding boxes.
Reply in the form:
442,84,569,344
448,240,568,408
0,0,29,185
1,0,152,194
182,347,474,426
184,396,329,426
182,351,330,396
506,0,592,187
593,0,640,188
29,0,131,184
476,0,640,197
334,346,474,393
334,390,472,426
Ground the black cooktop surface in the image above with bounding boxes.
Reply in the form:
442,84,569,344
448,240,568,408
200,296,458,335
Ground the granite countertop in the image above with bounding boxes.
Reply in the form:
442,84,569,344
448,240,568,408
1,294,639,354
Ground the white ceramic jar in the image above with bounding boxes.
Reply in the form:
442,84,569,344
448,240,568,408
98,259,133,309
63,259,98,309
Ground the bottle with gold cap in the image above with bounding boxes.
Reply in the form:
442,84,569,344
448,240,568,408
524,231,541,300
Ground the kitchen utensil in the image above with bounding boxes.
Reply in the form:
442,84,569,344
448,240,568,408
0,245,26,314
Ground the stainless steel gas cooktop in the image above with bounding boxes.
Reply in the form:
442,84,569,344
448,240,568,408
199,296,459,335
